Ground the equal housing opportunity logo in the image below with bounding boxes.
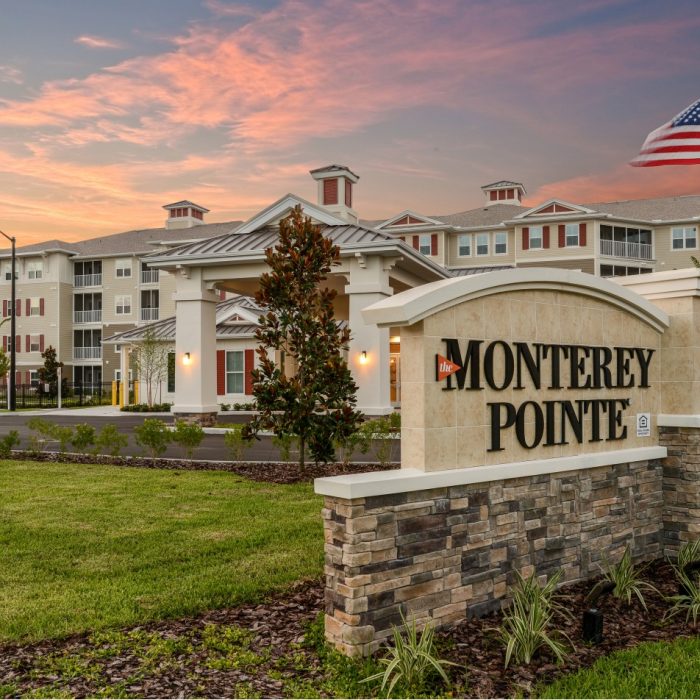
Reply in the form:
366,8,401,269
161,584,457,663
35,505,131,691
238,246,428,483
436,339,655,452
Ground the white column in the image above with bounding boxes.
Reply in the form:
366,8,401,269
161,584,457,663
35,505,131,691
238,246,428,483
119,345,130,406
172,275,219,419
346,256,393,416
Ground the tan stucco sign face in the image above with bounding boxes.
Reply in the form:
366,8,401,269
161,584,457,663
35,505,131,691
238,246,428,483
435,338,654,453
360,269,669,473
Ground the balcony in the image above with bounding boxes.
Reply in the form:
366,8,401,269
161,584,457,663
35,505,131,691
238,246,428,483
73,346,102,360
74,310,102,324
141,308,159,321
74,273,102,288
600,239,653,261
141,270,159,284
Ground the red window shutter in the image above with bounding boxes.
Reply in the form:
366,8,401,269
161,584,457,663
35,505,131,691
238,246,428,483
40,335,45,352
15,335,20,353
3,337,6,352
543,225,550,249
25,335,29,352
430,234,438,256
323,178,338,205
216,350,226,395
579,222,587,247
490,191,497,201
15,299,20,317
25,371,30,384
244,349,255,395
558,224,565,247
40,298,45,316
507,189,514,199
15,371,21,385
412,235,419,250
2,301,6,317
25,299,30,316
522,227,530,251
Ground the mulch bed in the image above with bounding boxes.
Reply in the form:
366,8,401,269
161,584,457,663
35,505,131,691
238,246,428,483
0,560,697,698
6,450,398,484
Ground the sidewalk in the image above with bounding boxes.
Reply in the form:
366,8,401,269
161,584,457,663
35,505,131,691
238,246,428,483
1,405,171,417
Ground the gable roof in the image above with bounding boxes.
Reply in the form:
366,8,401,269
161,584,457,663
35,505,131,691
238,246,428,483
235,193,346,234
514,199,596,219
582,195,700,223
375,210,446,229
163,200,210,212
481,180,525,190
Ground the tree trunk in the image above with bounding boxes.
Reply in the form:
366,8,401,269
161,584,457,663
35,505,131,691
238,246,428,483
299,435,305,470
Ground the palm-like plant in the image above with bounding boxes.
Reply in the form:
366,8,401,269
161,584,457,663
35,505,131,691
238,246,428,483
590,545,657,609
676,539,700,572
363,611,455,697
665,567,700,625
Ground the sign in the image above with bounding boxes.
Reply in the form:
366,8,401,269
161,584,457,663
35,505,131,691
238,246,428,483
636,413,651,437
436,338,654,452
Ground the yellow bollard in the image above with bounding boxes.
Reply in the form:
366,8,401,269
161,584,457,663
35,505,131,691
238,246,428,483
134,380,139,405
111,381,117,406
119,381,125,407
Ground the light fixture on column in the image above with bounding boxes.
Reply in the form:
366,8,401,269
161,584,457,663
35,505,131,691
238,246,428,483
183,352,191,365
359,350,368,365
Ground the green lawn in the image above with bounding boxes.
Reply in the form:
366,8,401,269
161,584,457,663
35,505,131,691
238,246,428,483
0,460,323,642
537,636,700,698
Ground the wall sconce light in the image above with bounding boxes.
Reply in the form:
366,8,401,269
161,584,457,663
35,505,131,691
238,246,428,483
359,350,368,365
183,352,191,365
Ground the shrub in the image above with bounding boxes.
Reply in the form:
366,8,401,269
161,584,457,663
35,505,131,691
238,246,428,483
51,425,74,453
0,430,20,458
71,424,96,454
27,418,65,453
497,570,570,668
219,402,231,412
666,567,700,625
134,418,171,461
272,433,298,462
224,424,252,461
363,611,454,697
94,424,129,457
358,417,399,467
172,420,204,461
676,539,700,572
120,403,172,413
591,545,656,610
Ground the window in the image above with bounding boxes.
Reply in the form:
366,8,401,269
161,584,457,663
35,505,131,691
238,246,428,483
565,223,579,247
27,261,43,279
141,290,159,321
29,370,39,386
3,336,12,351
419,235,431,256
458,235,471,257
494,232,507,255
29,336,40,352
226,350,244,394
672,227,697,250
29,297,40,316
476,233,489,256
115,258,132,278
2,263,11,281
115,295,132,315
528,226,543,250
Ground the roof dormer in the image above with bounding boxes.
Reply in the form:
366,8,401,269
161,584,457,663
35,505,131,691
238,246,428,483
163,200,210,230
310,165,359,224
481,180,526,206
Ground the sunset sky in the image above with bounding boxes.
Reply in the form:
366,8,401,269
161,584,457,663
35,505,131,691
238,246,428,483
1,0,700,244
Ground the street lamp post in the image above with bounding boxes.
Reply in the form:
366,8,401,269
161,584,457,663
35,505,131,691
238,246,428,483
0,230,16,411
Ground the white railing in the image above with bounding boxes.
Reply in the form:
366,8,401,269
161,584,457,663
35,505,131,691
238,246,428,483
600,239,653,260
74,273,102,287
141,270,159,284
74,310,102,323
141,308,159,321
73,347,101,360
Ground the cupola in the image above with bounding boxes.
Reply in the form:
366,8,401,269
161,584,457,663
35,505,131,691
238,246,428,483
163,200,210,229
481,181,526,206
310,165,359,224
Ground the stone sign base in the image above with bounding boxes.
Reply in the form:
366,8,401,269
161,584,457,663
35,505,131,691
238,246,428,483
318,447,682,657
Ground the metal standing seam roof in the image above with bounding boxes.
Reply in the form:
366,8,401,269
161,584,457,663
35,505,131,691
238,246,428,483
145,223,409,261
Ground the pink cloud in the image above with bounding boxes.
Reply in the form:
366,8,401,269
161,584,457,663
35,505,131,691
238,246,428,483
0,65,22,85
74,35,126,49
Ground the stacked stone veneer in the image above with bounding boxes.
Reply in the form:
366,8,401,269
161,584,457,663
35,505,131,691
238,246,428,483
659,426,700,554
323,459,663,656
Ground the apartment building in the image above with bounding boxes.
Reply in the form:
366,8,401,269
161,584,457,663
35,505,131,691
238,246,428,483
370,180,700,279
3,167,700,399
0,203,241,385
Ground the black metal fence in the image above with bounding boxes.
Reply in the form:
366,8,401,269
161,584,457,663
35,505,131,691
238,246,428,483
0,382,116,409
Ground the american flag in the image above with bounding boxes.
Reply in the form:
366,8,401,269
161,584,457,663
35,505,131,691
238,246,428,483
631,97,700,167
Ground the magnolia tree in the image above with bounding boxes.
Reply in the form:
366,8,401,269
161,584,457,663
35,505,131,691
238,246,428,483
243,205,362,468
133,329,170,406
